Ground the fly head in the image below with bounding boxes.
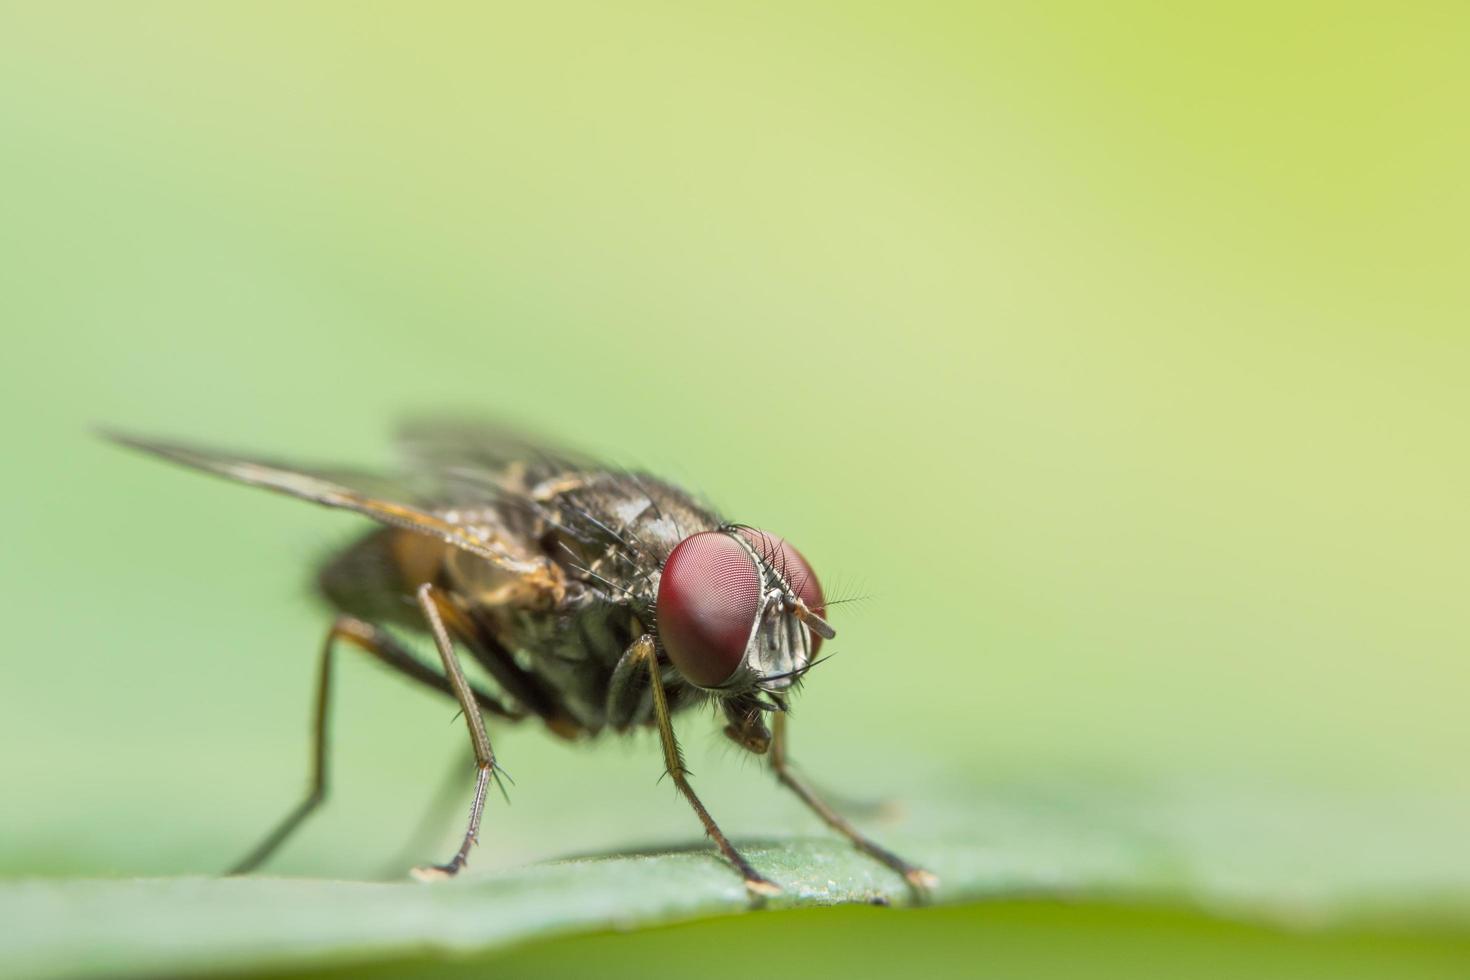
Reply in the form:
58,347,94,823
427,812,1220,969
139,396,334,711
654,526,832,703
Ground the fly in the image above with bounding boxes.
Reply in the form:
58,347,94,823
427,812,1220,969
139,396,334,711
105,420,935,898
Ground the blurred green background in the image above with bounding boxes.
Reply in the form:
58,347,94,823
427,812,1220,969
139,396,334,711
1,1,1466,976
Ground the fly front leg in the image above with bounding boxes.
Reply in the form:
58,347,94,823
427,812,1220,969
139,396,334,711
630,635,780,898
769,712,937,896
409,583,501,880
605,638,653,731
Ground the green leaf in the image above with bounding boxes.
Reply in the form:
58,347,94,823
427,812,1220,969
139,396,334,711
5,788,1469,979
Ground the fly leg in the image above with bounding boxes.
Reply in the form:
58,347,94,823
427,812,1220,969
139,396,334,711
430,596,571,734
409,583,501,880
630,635,780,898
379,744,474,879
769,712,937,896
605,639,653,731
229,615,515,875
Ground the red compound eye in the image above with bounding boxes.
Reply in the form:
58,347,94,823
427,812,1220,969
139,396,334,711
736,529,827,654
656,532,762,687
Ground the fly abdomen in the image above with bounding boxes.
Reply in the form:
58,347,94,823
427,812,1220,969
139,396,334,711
316,529,449,632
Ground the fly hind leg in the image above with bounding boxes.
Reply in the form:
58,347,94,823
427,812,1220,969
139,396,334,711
408,583,503,879
228,614,515,876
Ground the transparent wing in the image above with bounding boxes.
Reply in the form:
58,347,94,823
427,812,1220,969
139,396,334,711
103,429,552,578
394,416,595,496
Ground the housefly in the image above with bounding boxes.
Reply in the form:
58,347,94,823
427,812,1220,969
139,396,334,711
106,421,935,897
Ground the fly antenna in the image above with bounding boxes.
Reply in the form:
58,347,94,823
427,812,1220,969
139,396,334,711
792,598,836,640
